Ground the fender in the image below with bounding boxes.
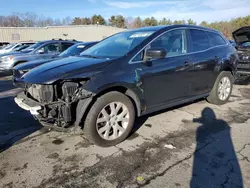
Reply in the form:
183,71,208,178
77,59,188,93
74,83,145,127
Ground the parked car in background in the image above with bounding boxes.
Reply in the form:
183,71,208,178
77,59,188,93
0,41,35,54
0,39,78,74
0,42,10,49
14,25,237,147
233,27,250,78
13,41,98,85
13,44,34,52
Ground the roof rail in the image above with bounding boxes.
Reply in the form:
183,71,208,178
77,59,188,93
66,39,77,41
52,38,63,40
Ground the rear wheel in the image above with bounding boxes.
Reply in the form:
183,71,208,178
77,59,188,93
207,71,234,105
84,91,135,147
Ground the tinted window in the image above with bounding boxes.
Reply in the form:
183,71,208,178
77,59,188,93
190,29,210,52
150,29,187,57
21,42,45,52
61,42,74,52
82,30,155,58
39,43,59,54
59,44,86,57
206,32,226,46
132,29,187,62
240,41,250,47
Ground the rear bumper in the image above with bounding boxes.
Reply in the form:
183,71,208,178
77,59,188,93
14,92,42,115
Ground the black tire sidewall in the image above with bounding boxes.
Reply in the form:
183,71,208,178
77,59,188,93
84,92,135,147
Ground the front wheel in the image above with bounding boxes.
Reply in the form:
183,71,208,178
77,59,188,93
207,71,234,105
83,91,135,147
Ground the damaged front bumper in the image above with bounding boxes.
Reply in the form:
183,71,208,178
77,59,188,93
14,92,42,115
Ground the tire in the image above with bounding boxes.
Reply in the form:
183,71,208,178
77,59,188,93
207,71,234,105
83,91,135,147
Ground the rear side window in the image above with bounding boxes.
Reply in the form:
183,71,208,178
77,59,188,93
206,32,226,46
189,29,210,52
61,42,74,52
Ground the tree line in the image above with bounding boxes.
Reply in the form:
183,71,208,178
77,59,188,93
72,14,250,38
0,12,72,27
1,12,250,39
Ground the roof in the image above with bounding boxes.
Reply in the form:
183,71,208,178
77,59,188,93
40,39,80,43
125,24,221,33
78,41,98,45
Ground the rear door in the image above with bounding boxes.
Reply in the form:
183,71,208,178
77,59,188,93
187,29,221,96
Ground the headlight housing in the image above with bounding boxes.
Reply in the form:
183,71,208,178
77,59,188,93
1,55,14,63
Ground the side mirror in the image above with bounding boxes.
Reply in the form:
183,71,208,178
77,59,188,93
144,48,166,62
37,48,45,54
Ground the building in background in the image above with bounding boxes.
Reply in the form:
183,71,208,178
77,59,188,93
0,25,126,43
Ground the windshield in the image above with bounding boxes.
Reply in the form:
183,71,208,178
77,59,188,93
81,30,155,58
14,44,30,51
21,42,44,52
59,44,86,57
3,44,16,50
240,41,250,47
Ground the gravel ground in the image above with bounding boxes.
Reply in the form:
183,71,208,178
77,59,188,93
0,79,250,188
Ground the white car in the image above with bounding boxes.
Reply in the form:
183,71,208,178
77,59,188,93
0,42,34,54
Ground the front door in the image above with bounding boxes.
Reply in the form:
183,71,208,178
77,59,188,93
130,29,194,110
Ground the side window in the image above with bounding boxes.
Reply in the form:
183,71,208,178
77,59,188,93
61,42,74,52
38,43,59,54
206,32,226,46
150,29,187,57
132,29,187,62
190,29,210,52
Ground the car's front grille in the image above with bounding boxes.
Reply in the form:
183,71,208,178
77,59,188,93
237,62,250,69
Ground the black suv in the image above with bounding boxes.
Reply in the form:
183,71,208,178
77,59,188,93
14,25,238,146
233,27,250,77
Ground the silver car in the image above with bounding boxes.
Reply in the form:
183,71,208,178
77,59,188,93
0,39,78,74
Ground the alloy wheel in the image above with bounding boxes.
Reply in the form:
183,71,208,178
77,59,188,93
218,76,231,101
96,102,129,140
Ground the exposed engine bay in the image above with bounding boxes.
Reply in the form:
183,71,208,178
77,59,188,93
23,81,93,128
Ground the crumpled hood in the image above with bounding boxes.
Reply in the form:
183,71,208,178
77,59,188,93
21,56,112,84
15,58,59,71
233,27,250,44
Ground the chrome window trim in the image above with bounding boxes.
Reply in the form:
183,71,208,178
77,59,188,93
129,27,229,64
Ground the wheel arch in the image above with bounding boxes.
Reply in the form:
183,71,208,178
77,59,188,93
75,85,143,128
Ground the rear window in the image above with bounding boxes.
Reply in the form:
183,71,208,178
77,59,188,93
190,29,210,52
206,32,226,46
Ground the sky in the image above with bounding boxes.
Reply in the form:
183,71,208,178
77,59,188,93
1,0,250,23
